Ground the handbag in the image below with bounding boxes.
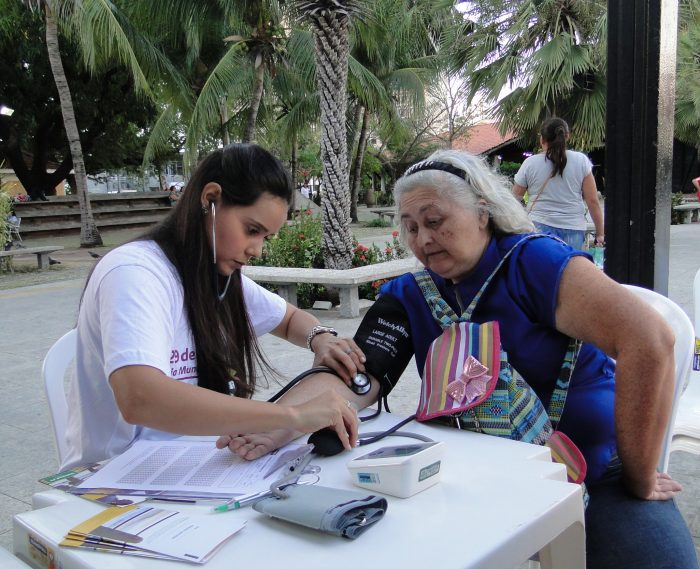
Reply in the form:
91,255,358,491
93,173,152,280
413,234,587,484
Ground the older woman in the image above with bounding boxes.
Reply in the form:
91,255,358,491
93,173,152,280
223,149,697,568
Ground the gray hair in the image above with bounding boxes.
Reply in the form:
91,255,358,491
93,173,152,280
394,149,534,235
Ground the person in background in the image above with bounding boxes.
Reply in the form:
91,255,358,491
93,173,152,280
692,176,700,203
223,149,698,569
512,117,604,250
62,143,361,471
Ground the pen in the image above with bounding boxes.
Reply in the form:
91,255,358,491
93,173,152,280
212,490,272,513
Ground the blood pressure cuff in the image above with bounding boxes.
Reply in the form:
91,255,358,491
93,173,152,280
253,485,388,539
353,294,414,395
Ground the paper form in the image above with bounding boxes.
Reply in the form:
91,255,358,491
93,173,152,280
77,440,312,497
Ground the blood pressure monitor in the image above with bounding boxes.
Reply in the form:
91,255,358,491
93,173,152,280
347,441,445,498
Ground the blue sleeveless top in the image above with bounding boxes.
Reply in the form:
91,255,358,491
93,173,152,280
356,233,617,483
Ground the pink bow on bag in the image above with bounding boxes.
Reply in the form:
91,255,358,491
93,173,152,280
446,355,491,405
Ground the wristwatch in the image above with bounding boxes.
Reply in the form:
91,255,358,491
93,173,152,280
306,325,338,352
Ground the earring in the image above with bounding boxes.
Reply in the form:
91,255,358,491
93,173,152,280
211,202,217,265
202,205,209,215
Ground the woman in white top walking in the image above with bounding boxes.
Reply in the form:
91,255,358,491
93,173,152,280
512,117,604,250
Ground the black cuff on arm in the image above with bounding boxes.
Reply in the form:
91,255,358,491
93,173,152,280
353,294,414,395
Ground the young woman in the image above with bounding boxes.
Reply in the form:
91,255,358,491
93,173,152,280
62,143,360,470
513,117,604,250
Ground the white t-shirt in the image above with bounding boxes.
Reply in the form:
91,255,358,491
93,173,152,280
62,240,287,470
514,150,593,230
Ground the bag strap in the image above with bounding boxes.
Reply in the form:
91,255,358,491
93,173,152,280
546,338,582,428
413,233,582,428
526,174,553,214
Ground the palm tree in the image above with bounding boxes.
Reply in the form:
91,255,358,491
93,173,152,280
23,0,101,246
446,0,607,151
133,1,294,168
296,0,362,270
22,0,175,247
675,0,700,156
347,0,441,220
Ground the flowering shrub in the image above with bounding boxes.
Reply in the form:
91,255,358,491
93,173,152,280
251,209,325,306
253,216,410,307
353,231,408,300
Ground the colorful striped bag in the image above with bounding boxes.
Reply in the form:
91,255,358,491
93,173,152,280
413,235,586,484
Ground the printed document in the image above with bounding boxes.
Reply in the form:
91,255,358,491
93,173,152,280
77,440,312,497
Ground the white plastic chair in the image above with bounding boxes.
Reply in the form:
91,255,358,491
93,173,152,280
668,269,700,460
622,285,695,473
0,546,31,568
41,329,76,465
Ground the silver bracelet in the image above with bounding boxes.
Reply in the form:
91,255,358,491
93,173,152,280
306,325,338,352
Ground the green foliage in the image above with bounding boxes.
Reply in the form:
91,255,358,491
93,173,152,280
252,213,408,307
498,161,521,179
352,231,409,300
0,181,12,271
0,1,160,197
251,209,324,307
675,0,700,150
364,217,392,228
448,0,607,151
671,192,686,225
376,192,395,207
254,209,324,268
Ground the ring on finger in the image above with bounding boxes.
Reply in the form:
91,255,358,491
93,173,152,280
344,348,353,354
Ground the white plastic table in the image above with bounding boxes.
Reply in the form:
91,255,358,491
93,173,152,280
14,414,585,569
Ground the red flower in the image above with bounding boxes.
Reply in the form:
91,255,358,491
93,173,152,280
385,247,393,254
392,231,399,237
305,209,313,215
360,255,366,262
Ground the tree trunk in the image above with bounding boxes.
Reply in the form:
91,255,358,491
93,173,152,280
44,3,102,247
243,58,265,143
220,97,230,146
308,11,353,269
348,103,363,191
289,134,298,218
350,106,369,223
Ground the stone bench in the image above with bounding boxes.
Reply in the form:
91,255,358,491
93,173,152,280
368,208,398,224
674,203,700,224
243,257,420,317
0,245,64,272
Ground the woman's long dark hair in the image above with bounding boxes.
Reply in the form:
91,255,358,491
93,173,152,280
142,143,292,398
540,117,569,177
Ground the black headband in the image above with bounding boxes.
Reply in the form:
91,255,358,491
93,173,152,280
402,160,467,180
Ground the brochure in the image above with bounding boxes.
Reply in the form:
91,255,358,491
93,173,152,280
60,503,245,564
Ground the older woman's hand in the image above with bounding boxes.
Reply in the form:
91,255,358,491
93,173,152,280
628,471,683,501
216,429,296,460
310,333,366,384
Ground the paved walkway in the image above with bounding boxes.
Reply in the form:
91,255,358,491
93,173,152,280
1,222,699,560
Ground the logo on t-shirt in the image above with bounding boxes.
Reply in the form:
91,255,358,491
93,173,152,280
170,347,197,381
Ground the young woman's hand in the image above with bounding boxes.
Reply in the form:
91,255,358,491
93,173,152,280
216,390,358,459
311,334,366,384
289,389,359,449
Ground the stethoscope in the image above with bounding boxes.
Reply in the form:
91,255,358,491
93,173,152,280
267,367,427,456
